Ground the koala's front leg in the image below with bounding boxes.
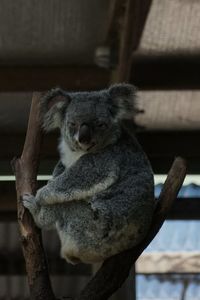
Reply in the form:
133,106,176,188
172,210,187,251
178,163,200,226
23,193,39,216
23,194,57,229
35,184,65,206
23,194,43,228
33,161,65,206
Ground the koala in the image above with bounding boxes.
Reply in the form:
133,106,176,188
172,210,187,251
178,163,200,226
23,84,155,265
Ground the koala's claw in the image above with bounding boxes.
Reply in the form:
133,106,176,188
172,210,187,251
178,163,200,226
23,194,38,213
23,193,34,202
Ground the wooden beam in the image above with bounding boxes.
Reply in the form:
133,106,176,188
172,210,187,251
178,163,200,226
168,198,200,220
104,0,126,47
131,54,200,90
0,54,200,91
1,131,200,174
150,157,200,175
95,0,152,70
137,132,200,158
137,131,200,174
95,0,126,69
2,132,200,161
115,0,152,82
0,66,110,92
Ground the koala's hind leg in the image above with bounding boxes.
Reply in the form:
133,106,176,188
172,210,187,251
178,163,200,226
56,202,108,264
59,236,103,265
57,227,82,264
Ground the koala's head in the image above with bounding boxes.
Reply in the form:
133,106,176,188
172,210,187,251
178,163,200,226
41,84,138,152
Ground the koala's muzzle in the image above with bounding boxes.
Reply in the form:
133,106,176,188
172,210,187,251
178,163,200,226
78,124,92,144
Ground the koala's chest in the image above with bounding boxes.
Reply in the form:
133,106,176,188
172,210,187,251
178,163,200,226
59,140,84,168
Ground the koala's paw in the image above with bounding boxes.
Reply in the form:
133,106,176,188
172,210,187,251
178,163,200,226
23,194,38,214
35,187,49,205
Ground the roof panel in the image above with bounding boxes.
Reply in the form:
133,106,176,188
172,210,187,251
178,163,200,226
139,0,200,54
137,274,200,300
0,0,108,65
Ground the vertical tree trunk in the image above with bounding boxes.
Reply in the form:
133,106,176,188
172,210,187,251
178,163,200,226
11,93,56,300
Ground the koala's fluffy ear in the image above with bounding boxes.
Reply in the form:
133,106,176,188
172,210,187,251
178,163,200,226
109,83,138,120
41,88,71,131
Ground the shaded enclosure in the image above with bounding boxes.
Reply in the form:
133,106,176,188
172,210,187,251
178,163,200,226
0,0,200,299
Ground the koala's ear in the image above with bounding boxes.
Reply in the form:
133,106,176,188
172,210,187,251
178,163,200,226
41,88,71,131
109,83,138,120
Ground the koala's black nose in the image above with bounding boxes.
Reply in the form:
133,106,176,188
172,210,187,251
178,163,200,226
78,124,92,144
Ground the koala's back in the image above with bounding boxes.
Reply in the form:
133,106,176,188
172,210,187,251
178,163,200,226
57,131,155,264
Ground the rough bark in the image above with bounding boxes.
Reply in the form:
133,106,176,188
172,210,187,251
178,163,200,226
77,157,187,300
11,93,56,300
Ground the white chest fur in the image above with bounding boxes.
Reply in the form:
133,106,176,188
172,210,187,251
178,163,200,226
58,139,84,169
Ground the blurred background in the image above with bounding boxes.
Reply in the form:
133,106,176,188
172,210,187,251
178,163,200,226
0,0,200,299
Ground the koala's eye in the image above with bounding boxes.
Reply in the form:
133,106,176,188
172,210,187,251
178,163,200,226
68,122,76,127
96,122,107,129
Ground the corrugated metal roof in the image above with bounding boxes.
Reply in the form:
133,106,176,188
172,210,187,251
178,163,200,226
145,220,200,252
0,0,108,65
0,0,200,66
139,0,200,54
143,183,200,252
137,183,200,299
137,274,200,300
136,91,200,131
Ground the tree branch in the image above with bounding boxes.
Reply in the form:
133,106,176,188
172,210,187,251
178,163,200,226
77,157,187,300
11,93,56,300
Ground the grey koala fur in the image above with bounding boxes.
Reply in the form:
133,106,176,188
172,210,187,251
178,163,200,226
23,83,155,265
